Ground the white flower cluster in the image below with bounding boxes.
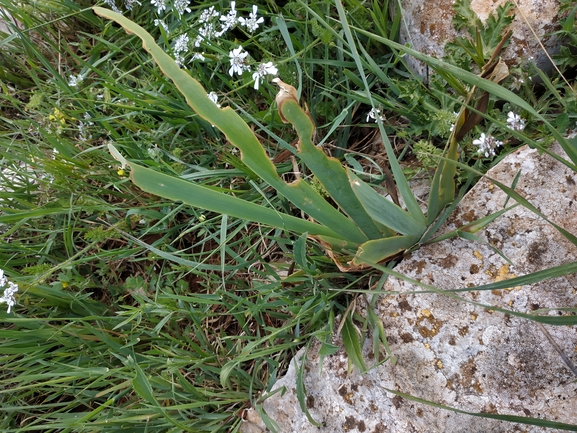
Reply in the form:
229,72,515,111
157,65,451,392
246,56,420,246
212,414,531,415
191,2,277,89
150,0,167,14
173,0,191,16
172,33,189,66
192,2,264,47
251,62,278,89
506,111,526,131
366,107,386,123
68,74,83,88
102,1,277,92
239,5,265,33
207,92,221,107
0,270,18,314
473,133,503,158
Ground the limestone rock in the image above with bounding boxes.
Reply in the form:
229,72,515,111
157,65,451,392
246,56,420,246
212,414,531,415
393,0,565,78
252,141,577,432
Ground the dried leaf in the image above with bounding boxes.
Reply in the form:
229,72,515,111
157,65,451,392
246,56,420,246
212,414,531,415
272,78,299,123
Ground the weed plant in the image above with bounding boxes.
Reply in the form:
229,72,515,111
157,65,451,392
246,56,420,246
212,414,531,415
0,0,576,431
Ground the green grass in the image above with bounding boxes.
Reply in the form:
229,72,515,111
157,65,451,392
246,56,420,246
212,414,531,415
1,0,576,431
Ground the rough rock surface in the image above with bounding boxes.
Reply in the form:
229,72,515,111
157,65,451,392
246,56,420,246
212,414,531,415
243,142,577,433
393,0,565,78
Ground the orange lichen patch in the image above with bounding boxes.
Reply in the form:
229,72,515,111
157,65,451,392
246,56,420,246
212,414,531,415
473,250,483,261
459,358,483,393
416,310,443,338
471,312,478,321
494,264,516,282
485,264,518,287
338,385,354,405
435,359,444,369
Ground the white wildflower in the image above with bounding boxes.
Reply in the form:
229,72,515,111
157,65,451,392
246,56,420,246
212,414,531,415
473,133,503,158
366,107,385,123
228,46,249,77
510,76,525,91
174,53,185,67
199,6,219,24
124,0,141,10
218,1,239,35
68,74,83,87
0,270,18,314
173,0,191,16
154,18,169,33
173,34,189,66
104,0,122,13
195,23,217,47
150,0,166,14
78,120,93,141
506,111,526,131
207,92,221,107
239,5,265,33
147,145,162,161
173,34,189,54
252,62,278,90
191,52,205,61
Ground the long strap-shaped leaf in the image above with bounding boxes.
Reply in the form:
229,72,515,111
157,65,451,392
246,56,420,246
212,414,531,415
128,161,345,241
93,7,368,245
278,98,385,240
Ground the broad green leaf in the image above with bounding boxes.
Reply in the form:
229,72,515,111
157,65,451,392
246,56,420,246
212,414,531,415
126,160,344,243
219,360,239,389
131,366,157,407
278,97,384,240
341,314,367,373
427,132,460,224
347,170,426,236
293,232,310,272
93,7,367,245
354,235,420,266
318,341,340,357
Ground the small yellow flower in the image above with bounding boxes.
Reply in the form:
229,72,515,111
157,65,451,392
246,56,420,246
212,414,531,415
117,169,126,176
50,108,67,125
